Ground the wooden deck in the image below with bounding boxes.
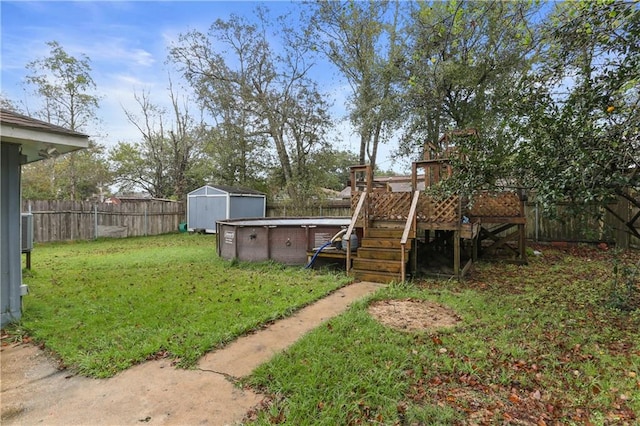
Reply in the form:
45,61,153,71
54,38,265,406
340,161,527,283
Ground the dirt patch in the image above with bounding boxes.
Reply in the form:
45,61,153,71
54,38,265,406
368,298,461,331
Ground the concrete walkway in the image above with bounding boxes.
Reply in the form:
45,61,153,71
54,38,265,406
1,281,385,425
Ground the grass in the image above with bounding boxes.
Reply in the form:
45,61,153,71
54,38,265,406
10,233,350,378
6,235,639,423
245,246,640,425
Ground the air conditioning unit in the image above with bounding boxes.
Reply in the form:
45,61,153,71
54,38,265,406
21,213,33,252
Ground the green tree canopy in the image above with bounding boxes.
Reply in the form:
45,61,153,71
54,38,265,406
513,0,640,239
22,41,110,200
170,7,335,204
109,85,208,201
398,0,540,161
308,0,404,172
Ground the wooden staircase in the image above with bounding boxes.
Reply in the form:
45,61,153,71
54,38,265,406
351,224,413,283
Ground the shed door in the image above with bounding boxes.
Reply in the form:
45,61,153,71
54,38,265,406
189,195,227,232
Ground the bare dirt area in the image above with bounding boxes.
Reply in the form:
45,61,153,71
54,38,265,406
368,298,461,331
1,281,385,425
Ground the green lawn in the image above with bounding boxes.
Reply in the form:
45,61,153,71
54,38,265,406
7,235,640,424
245,246,640,424
12,233,350,378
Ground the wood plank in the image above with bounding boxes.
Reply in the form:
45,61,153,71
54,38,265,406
352,270,402,284
352,258,403,273
360,238,404,249
471,216,526,224
367,228,405,238
356,247,408,261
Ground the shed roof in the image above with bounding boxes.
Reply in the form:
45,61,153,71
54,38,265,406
0,108,89,164
213,184,265,196
189,185,265,196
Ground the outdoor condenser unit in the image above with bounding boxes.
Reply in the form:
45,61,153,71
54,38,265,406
21,213,34,252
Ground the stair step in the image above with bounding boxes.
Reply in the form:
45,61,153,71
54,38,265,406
352,269,403,284
360,238,408,249
357,247,408,261
366,227,406,239
352,257,404,273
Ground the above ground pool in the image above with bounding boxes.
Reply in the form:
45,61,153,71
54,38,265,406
216,217,352,265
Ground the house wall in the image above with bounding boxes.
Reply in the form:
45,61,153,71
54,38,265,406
1,143,23,326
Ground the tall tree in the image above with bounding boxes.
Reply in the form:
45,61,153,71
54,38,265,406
22,41,109,200
170,7,332,202
25,41,98,130
309,0,404,172
513,0,640,240
0,94,21,112
109,84,208,201
399,1,539,161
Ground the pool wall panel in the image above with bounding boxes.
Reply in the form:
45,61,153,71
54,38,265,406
236,226,270,262
216,218,351,265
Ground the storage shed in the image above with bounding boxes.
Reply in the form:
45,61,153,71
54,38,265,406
187,185,266,233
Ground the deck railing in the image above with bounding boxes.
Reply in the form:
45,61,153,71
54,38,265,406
400,190,421,282
345,190,368,274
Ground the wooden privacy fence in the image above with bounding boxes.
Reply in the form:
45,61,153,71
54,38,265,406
267,198,638,248
526,196,639,249
22,196,639,248
266,201,351,218
22,200,185,243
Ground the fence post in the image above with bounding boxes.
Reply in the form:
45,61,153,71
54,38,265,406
535,202,539,242
94,204,98,240
144,205,148,236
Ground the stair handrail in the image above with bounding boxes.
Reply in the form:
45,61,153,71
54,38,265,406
400,190,421,282
345,190,367,273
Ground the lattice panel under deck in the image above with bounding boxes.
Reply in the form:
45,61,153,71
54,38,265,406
368,192,412,221
470,191,521,217
416,194,460,223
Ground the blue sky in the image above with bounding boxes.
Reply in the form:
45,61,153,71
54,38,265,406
1,1,405,171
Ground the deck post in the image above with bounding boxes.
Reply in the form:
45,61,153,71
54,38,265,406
518,223,527,263
518,189,528,263
472,226,479,262
401,246,406,282
454,229,460,278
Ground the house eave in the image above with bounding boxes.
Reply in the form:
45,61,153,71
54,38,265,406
1,124,89,164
